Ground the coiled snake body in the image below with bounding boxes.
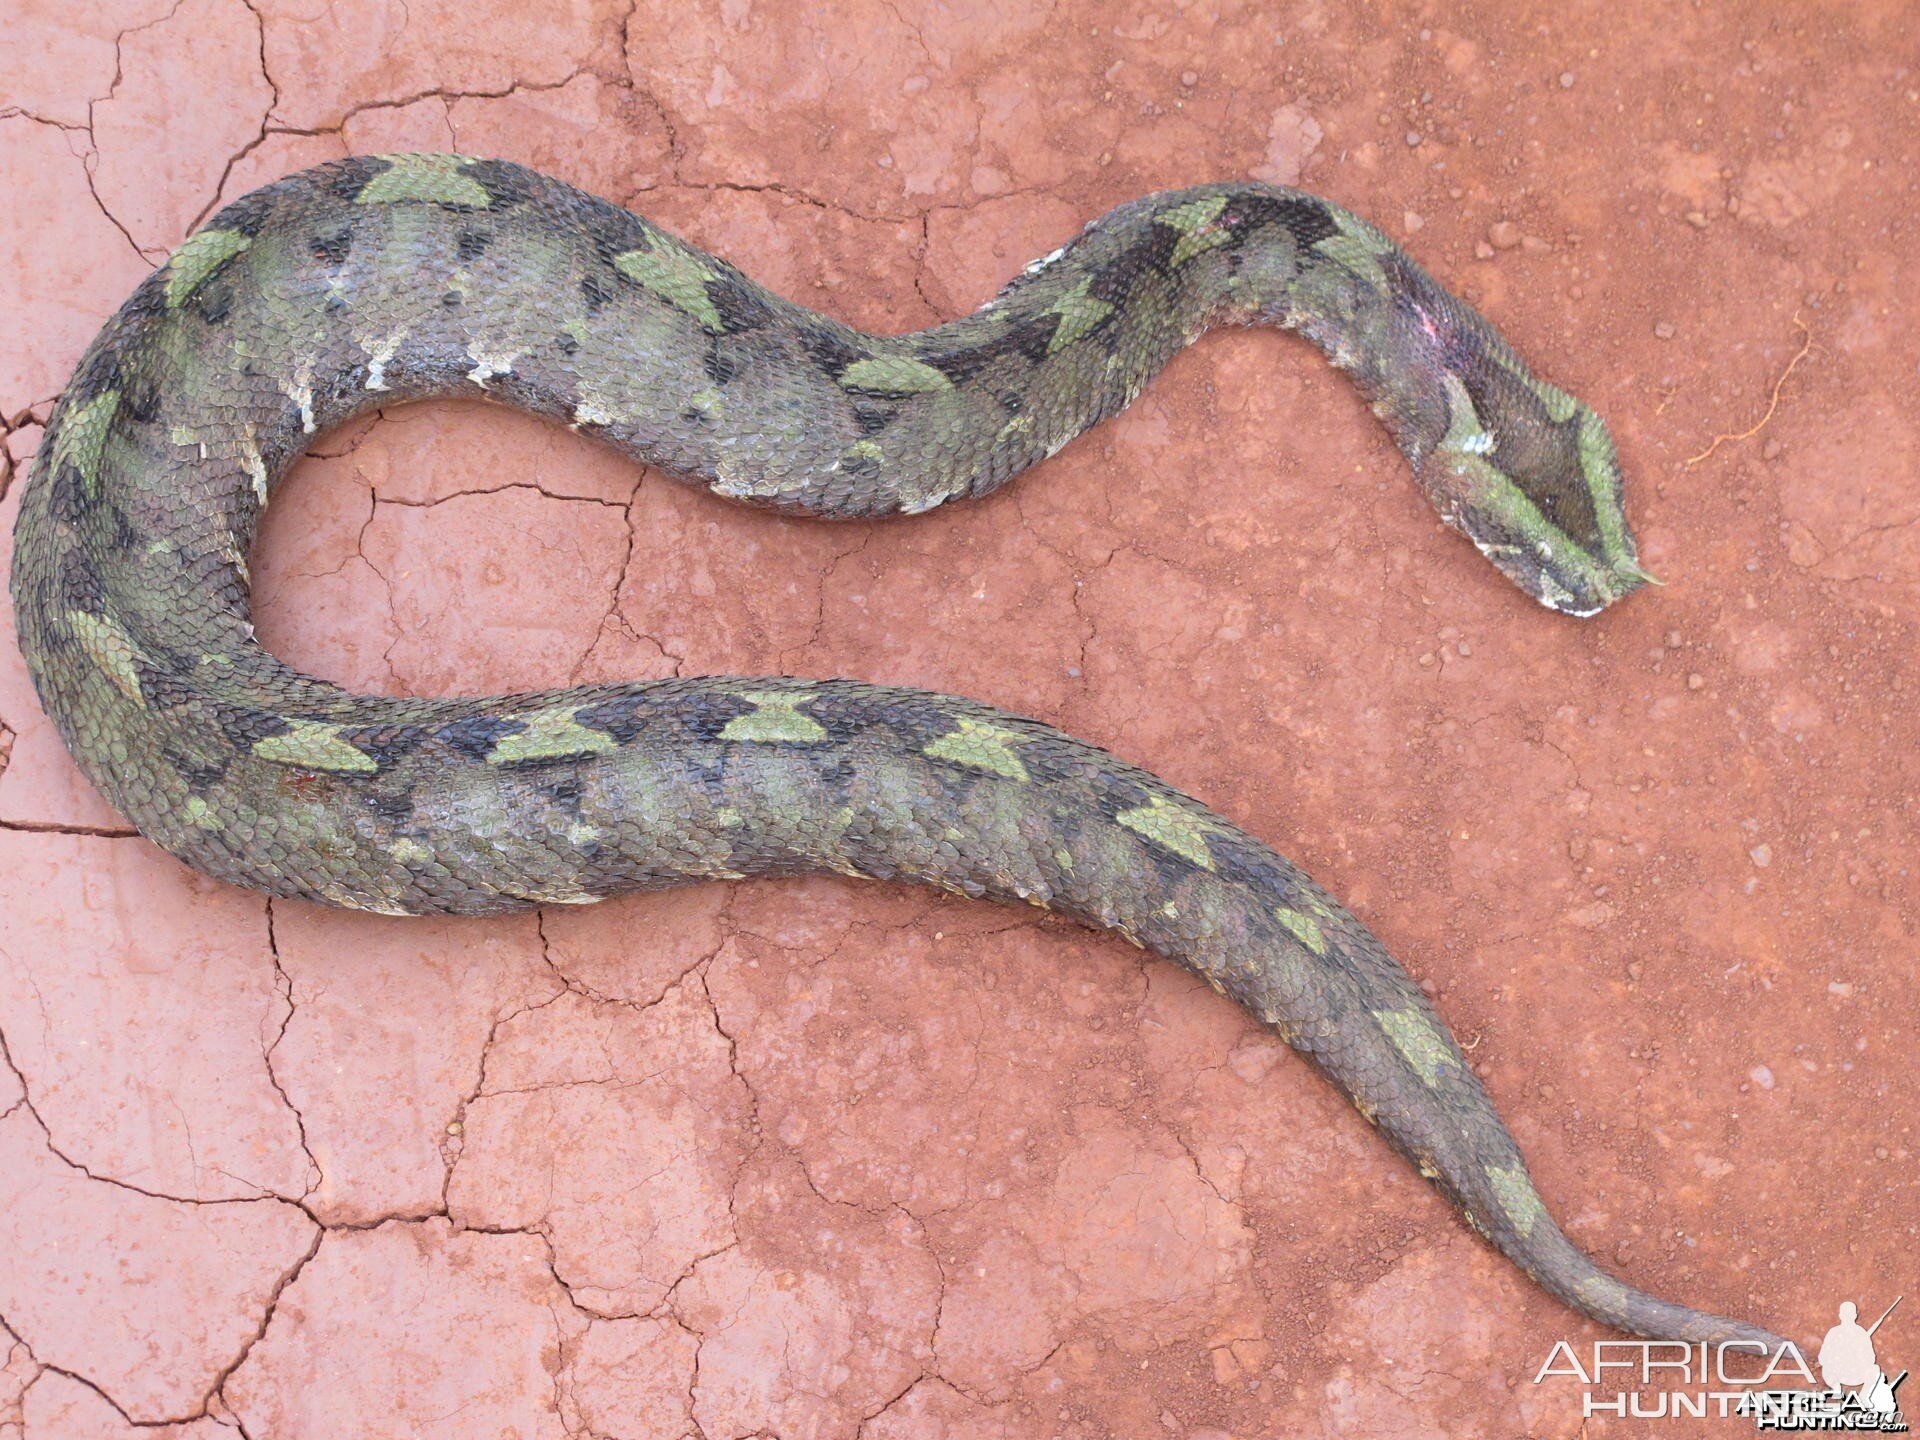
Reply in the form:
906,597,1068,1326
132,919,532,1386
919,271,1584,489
12,154,1783,1349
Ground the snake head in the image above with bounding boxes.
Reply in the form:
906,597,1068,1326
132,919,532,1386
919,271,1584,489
1416,373,1655,618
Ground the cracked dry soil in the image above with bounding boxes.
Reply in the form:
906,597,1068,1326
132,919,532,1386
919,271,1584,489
1,2,1916,1437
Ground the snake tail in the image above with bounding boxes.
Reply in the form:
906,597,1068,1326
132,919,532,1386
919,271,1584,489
12,155,1779,1350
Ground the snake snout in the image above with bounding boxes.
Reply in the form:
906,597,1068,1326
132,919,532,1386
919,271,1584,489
1417,446,1654,618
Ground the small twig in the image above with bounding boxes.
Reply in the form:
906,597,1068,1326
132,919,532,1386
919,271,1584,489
1684,315,1812,466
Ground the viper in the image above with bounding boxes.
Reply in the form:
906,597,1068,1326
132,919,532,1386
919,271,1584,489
11,154,1785,1351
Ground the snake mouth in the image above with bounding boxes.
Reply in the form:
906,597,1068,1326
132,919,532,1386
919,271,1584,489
1454,508,1658,617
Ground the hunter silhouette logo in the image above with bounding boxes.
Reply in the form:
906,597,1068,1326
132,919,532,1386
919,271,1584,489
1532,1295,1908,1430
1791,1298,1908,1431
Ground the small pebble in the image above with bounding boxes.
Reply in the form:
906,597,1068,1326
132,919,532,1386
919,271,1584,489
1474,240,1496,260
1406,130,1424,147
1685,211,1709,228
1665,630,1683,648
1687,672,1705,690
1488,220,1523,250
1762,437,1784,460
1749,1065,1775,1091
1750,844,1772,868
1559,71,1576,88
1828,981,1854,998
1457,641,1472,657
1181,70,1198,87
1654,321,1676,340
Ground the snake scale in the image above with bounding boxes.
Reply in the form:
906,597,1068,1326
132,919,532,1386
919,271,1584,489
12,154,1786,1352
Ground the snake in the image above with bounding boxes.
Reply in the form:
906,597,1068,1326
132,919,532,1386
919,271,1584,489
12,153,1787,1353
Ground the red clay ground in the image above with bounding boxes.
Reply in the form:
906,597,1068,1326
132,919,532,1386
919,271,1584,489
1,3,1916,1437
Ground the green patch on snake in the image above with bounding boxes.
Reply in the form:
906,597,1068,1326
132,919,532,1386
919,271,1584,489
252,720,379,774
1372,1007,1455,1087
1114,795,1215,870
1576,406,1641,574
924,718,1031,782
1045,279,1115,354
355,154,493,209
1313,211,1396,295
487,708,619,765
839,356,953,395
1487,1164,1548,1239
164,229,251,308
1273,905,1328,956
1298,888,1342,922
613,246,724,332
66,610,146,704
721,692,827,744
1156,194,1232,266
182,795,219,829
1531,375,1580,425
52,390,121,498
1575,1273,1633,1311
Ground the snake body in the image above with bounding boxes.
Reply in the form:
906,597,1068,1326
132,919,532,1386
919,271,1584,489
13,154,1781,1349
